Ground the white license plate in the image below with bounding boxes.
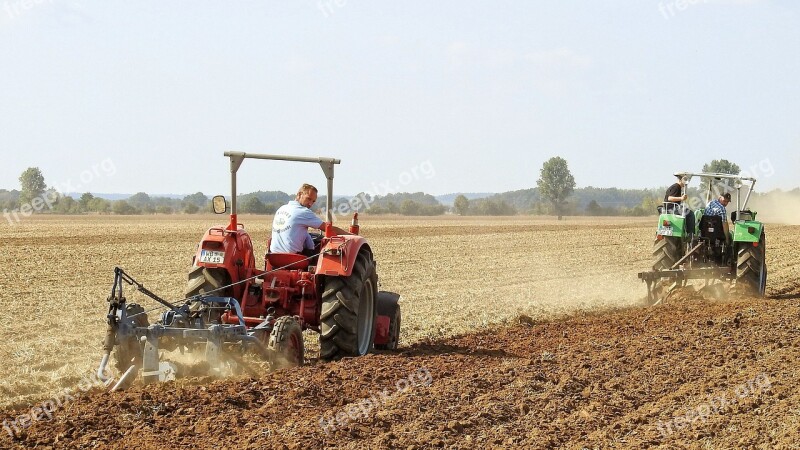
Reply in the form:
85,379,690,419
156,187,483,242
659,227,673,236
199,250,225,264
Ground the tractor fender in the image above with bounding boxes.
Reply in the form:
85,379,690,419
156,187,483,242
656,213,686,238
316,235,372,277
192,226,255,298
733,221,764,243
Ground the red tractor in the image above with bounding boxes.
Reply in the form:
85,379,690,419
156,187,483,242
100,152,400,387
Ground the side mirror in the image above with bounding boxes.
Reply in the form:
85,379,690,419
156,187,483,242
212,195,227,214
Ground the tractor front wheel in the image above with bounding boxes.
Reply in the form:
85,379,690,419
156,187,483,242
268,316,304,369
319,250,377,360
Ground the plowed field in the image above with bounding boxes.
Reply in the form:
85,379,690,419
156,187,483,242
1,215,798,449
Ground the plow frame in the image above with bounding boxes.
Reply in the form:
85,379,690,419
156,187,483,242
638,267,734,304
101,267,280,388
638,238,734,305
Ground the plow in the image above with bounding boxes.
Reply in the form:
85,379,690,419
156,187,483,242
98,152,401,389
638,172,767,305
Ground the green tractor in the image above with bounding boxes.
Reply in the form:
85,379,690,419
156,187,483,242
639,172,767,304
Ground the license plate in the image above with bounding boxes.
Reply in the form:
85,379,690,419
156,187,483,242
199,250,225,264
659,227,673,236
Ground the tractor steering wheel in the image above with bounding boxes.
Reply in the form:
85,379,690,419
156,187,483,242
309,230,324,246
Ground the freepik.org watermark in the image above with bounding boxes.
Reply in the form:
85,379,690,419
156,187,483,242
3,369,115,439
317,0,347,18
3,158,116,225
327,159,436,221
658,0,708,20
3,0,53,21
319,366,432,434
656,372,772,438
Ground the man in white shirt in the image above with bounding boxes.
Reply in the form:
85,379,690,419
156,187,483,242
270,184,349,254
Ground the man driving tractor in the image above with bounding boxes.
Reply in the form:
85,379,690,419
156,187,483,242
705,192,732,244
270,183,350,255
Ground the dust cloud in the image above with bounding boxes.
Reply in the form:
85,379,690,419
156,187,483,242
749,191,800,225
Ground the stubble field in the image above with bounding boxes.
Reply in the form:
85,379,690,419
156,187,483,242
1,214,799,448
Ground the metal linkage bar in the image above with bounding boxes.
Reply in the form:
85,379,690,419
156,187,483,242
670,242,705,269
113,267,178,311
638,267,732,282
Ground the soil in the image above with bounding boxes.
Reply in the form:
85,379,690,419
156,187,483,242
2,216,798,449
2,288,799,449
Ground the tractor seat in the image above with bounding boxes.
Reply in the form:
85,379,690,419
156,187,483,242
699,215,725,242
265,253,310,271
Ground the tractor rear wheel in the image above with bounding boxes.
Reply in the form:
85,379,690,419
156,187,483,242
113,303,149,374
375,293,401,350
185,266,231,321
319,250,377,360
652,236,682,271
268,316,304,369
736,233,766,296
185,266,231,298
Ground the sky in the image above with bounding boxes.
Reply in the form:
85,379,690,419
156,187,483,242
1,1,799,198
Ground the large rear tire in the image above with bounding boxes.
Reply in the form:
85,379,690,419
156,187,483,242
268,316,304,369
113,303,149,374
652,236,682,271
319,250,377,360
185,265,231,298
185,266,231,321
736,233,766,296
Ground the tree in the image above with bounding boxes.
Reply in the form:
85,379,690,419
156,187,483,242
399,199,420,216
468,198,516,216
79,193,95,211
127,192,152,208
19,167,47,206
87,197,111,213
243,197,267,214
701,159,741,195
585,200,603,216
536,157,576,220
53,195,80,214
639,196,660,216
183,192,209,207
183,203,200,214
112,200,139,215
264,202,279,214
453,195,469,216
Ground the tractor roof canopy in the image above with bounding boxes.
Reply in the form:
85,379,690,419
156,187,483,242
673,172,756,183
672,171,757,215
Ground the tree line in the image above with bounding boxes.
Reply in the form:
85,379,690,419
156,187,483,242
4,159,796,217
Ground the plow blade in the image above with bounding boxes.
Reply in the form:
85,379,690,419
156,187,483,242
638,267,733,305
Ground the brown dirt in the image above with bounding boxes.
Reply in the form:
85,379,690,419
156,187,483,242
2,289,800,449
1,216,799,449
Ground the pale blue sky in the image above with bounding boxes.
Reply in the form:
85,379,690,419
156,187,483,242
1,1,798,197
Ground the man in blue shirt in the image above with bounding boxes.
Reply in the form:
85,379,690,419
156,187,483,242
705,192,732,243
270,184,349,254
